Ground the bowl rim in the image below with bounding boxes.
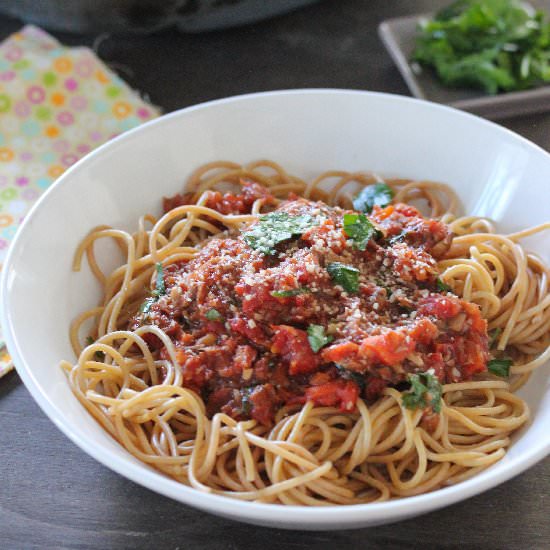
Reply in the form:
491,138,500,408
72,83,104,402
2,88,550,526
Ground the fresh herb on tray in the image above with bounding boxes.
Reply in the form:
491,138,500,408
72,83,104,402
413,0,550,94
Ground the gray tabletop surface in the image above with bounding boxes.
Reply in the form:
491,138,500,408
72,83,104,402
1,1,549,548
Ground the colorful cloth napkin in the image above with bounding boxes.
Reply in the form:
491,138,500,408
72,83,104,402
0,25,160,378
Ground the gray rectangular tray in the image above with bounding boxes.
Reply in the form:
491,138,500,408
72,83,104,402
379,13,550,120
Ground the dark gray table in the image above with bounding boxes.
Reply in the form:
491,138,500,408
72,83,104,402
1,1,549,548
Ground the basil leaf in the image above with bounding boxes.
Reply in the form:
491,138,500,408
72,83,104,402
205,308,223,321
244,212,321,255
327,262,360,294
412,0,550,95
270,288,309,298
402,371,443,414
353,182,394,213
436,277,451,292
335,364,366,392
343,213,381,251
153,262,166,297
488,358,512,377
307,324,334,353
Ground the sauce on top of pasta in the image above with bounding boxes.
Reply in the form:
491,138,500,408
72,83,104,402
132,180,489,426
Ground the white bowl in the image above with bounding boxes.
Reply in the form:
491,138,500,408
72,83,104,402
2,90,549,530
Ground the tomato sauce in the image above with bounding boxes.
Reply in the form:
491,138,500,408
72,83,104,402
131,184,489,426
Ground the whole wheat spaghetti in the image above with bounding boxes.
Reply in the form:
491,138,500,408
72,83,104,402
61,160,548,505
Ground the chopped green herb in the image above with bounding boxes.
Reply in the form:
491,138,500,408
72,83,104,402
402,371,443,413
85,336,94,346
412,0,550,95
353,182,394,213
153,262,166,297
205,308,223,321
488,357,513,377
270,287,309,298
436,277,452,292
489,327,502,348
335,364,366,391
327,262,360,294
343,213,381,251
307,324,334,353
243,211,321,255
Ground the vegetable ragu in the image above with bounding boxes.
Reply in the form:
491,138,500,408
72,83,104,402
413,0,550,94
128,179,491,427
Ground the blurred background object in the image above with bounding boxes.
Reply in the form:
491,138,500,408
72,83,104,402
0,0,320,34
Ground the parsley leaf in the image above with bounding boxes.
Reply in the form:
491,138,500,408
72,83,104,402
436,277,452,292
270,287,309,298
243,212,320,255
327,262,360,294
205,308,223,321
307,324,334,353
343,213,381,251
488,358,513,377
335,364,366,391
402,371,443,413
353,182,394,213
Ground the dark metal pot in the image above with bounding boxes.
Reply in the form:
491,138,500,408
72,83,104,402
0,0,319,34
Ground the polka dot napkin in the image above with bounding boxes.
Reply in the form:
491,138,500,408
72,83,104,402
0,25,160,378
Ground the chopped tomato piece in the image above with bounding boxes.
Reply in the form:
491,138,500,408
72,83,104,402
162,192,194,213
321,342,360,363
410,318,439,344
359,330,415,365
249,384,280,425
305,379,359,411
233,345,257,373
205,180,275,215
462,301,487,332
230,317,269,347
419,295,462,319
271,325,320,375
